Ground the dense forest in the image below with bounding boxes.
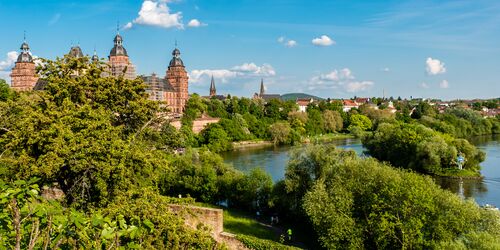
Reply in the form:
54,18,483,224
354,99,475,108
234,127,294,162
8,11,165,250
1,57,500,249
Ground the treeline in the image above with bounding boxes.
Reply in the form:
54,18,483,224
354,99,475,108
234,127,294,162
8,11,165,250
179,94,377,152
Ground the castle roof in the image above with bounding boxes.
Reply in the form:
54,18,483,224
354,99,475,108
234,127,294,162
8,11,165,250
109,33,128,57
169,47,184,67
68,45,84,58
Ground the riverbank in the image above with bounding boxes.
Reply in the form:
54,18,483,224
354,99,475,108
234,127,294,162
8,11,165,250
434,169,483,179
232,133,355,151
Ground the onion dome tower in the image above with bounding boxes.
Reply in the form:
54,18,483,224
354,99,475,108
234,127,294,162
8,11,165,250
91,49,99,63
165,45,189,113
10,35,39,91
209,75,216,97
107,27,136,80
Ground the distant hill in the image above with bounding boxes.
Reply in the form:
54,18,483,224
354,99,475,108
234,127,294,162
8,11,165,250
281,93,324,101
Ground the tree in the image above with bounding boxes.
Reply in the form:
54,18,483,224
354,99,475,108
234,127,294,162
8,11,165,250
199,123,232,152
322,110,343,133
0,79,13,102
0,57,166,209
348,114,372,131
269,122,291,145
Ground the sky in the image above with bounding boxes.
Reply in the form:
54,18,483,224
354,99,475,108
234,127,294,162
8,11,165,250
1,0,499,100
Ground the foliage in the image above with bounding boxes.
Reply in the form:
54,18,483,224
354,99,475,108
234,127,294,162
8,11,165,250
269,122,292,145
199,123,233,152
0,57,170,209
0,179,220,249
0,78,14,102
348,113,372,131
288,145,500,249
236,234,300,250
322,110,343,133
363,122,485,175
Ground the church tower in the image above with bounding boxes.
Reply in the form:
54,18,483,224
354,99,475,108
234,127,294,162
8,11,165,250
259,78,265,97
10,37,38,91
209,75,216,97
165,47,189,113
108,29,136,80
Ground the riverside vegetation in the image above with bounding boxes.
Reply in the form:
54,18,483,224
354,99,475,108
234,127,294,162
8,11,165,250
0,57,499,249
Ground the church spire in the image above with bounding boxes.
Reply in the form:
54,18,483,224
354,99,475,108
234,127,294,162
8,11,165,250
210,75,216,97
259,78,265,97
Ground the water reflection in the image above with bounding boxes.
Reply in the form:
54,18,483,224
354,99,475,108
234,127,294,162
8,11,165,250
432,177,488,199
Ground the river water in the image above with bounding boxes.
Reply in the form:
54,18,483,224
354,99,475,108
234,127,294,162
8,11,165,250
221,135,500,206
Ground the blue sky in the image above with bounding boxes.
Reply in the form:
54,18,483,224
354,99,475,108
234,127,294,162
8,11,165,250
1,0,499,100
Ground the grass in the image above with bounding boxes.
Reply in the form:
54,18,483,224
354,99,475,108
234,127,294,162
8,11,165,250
307,133,355,142
436,168,482,178
195,203,277,241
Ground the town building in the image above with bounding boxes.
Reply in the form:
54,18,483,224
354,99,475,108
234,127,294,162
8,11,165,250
203,76,225,100
296,98,313,112
142,47,189,114
10,39,39,91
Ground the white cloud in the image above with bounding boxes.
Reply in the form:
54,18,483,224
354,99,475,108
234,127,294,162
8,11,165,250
285,40,297,48
277,36,298,48
130,0,184,29
420,82,429,89
0,51,18,71
187,19,207,27
382,67,390,72
0,51,18,83
426,57,446,75
308,68,373,93
439,80,449,89
190,62,276,83
312,35,335,46
345,81,374,92
123,22,133,30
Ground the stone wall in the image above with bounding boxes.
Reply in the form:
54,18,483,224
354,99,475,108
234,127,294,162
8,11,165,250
170,117,220,134
168,204,249,250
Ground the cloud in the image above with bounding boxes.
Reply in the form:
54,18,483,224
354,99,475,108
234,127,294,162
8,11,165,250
382,67,390,72
48,13,61,26
312,35,335,46
277,36,298,48
308,68,373,93
128,0,184,29
345,81,374,92
0,51,19,83
426,57,446,75
285,40,297,48
420,82,429,89
189,62,276,83
0,51,18,71
187,19,207,27
123,22,133,30
439,80,449,89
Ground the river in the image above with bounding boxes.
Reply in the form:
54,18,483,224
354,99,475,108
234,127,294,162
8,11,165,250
221,135,500,206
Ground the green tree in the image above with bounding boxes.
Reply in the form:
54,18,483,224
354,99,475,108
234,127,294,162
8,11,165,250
322,110,343,133
269,122,291,145
0,78,14,102
348,113,372,131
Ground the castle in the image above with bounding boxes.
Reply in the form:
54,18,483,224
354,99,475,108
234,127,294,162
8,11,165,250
9,31,189,115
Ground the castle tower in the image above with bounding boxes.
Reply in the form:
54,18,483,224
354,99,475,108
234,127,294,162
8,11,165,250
108,29,136,80
10,38,38,91
91,49,99,64
165,47,189,113
209,75,216,97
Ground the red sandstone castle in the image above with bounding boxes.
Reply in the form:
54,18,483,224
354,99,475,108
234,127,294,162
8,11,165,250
9,31,189,115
